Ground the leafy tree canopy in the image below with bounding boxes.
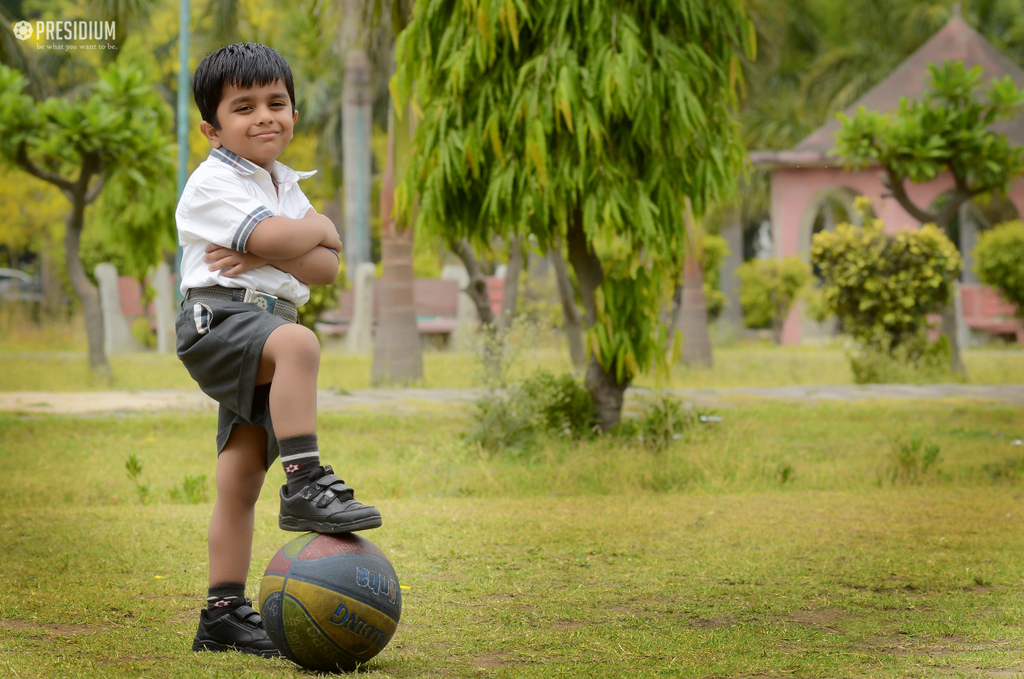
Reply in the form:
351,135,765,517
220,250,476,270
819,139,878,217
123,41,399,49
393,0,752,394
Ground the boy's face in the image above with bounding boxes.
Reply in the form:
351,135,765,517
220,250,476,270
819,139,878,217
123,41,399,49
200,79,297,172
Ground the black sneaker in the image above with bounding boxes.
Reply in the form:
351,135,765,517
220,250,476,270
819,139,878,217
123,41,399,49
279,465,382,533
192,600,280,657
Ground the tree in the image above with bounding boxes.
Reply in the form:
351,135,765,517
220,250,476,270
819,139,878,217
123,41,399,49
834,60,1024,376
0,62,174,373
394,1,752,429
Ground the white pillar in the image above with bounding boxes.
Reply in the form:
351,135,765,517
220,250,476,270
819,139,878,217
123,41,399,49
152,262,177,354
441,263,475,351
94,263,143,356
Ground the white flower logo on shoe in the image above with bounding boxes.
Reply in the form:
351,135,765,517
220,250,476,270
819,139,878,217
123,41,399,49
13,21,32,40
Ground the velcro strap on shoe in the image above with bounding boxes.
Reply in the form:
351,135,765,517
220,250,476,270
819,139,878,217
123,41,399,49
233,605,262,626
312,474,354,500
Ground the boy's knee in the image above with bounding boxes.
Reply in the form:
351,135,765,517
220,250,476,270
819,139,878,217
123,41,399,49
267,323,321,366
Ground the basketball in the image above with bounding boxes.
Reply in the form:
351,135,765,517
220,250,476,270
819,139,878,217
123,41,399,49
258,532,402,672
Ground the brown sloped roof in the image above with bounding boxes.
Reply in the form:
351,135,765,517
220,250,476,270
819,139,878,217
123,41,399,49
750,15,1024,168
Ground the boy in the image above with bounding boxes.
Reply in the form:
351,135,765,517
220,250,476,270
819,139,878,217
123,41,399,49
175,42,381,657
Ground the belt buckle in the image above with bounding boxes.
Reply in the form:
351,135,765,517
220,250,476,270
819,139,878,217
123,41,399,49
242,288,278,315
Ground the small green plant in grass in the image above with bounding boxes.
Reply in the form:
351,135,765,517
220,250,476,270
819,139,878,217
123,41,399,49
627,395,718,452
169,474,208,504
466,370,596,454
885,437,942,485
124,453,150,505
848,333,957,384
982,456,1024,484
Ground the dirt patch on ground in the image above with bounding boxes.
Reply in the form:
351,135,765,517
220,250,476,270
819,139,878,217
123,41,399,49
787,607,847,633
0,618,110,636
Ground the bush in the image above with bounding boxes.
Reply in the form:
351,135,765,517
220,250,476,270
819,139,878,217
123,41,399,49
812,207,960,381
974,220,1024,318
735,257,812,343
617,395,719,452
465,370,596,454
702,234,729,321
848,334,953,384
812,213,960,348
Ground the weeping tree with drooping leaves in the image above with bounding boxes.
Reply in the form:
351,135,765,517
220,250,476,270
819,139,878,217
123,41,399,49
392,0,753,430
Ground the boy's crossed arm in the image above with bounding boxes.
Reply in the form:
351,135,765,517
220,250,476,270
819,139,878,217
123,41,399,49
205,209,342,285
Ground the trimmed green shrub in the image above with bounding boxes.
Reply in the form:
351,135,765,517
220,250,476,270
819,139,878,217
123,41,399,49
974,220,1024,318
735,257,812,343
812,209,961,381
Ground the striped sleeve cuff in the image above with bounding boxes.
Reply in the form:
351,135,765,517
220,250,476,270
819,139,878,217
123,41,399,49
231,206,274,252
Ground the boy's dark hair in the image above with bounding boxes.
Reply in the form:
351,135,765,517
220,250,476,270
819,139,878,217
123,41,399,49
193,42,295,129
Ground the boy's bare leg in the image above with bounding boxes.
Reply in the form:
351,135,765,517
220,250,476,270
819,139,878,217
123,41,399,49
194,423,279,657
208,424,267,586
258,322,381,532
255,323,320,438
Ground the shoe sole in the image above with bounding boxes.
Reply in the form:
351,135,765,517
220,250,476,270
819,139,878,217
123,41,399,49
279,514,383,533
192,639,281,657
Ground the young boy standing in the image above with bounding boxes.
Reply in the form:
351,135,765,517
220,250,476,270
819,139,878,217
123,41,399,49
175,42,381,656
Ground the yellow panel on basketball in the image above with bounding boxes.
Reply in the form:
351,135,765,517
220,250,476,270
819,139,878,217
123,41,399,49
284,579,398,661
258,574,285,611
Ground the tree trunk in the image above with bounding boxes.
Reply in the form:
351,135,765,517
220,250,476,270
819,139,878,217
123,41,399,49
498,235,522,330
371,101,423,385
452,239,503,376
64,197,109,374
565,207,627,431
674,247,713,367
452,240,495,325
549,244,585,369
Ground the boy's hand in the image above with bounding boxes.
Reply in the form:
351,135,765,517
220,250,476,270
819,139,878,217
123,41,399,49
306,208,343,252
205,244,268,277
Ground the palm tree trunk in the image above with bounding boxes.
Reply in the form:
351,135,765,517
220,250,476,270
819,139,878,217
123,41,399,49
371,100,423,385
674,250,713,367
674,200,713,367
565,207,626,431
549,243,585,368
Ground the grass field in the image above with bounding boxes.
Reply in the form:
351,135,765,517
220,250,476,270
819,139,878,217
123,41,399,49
2,400,1024,678
2,345,1024,393
3,308,1024,392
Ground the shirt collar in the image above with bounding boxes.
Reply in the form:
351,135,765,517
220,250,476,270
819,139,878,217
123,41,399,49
210,147,316,183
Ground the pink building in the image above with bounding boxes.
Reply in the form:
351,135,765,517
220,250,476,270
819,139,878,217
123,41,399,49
749,11,1024,345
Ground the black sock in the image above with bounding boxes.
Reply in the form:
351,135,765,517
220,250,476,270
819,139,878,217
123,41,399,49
207,582,245,617
280,434,321,495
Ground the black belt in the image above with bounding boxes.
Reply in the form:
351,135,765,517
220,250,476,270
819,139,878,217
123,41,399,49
184,285,298,324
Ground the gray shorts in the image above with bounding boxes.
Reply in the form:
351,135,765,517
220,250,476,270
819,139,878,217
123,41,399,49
175,299,291,467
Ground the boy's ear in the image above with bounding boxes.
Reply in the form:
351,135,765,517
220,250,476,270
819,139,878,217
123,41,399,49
199,121,222,148
292,109,299,125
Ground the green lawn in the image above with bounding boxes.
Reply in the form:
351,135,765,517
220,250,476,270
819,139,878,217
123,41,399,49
2,401,1024,678
2,344,1024,392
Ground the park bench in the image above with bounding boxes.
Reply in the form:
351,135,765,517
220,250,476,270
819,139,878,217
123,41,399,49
961,284,1024,342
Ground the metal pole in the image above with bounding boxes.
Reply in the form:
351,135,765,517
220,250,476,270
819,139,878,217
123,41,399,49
175,0,190,302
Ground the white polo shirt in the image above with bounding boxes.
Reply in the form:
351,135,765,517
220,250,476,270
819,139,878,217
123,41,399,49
176,147,318,306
